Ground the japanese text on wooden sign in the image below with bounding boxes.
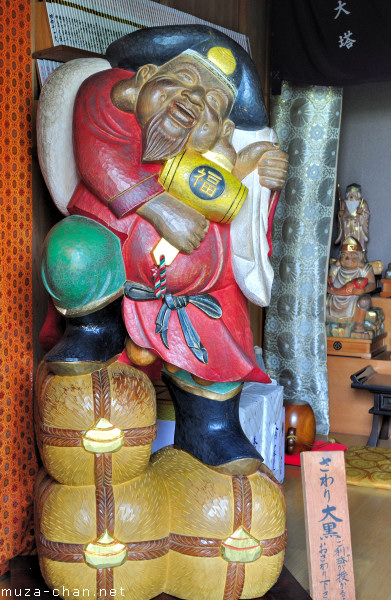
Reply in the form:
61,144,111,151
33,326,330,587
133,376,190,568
301,451,355,600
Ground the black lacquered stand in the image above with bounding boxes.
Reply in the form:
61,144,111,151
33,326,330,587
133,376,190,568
10,556,312,599
351,364,391,446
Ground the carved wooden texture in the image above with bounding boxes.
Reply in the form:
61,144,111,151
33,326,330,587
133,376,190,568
157,0,270,108
155,0,271,347
36,447,286,600
36,362,156,486
32,0,270,348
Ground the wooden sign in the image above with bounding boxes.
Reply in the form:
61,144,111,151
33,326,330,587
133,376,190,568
301,451,356,600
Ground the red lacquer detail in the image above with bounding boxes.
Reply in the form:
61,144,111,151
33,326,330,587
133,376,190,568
69,68,271,384
73,69,164,218
353,277,368,289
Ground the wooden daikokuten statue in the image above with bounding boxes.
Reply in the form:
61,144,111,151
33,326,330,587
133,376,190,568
326,236,383,339
36,25,288,600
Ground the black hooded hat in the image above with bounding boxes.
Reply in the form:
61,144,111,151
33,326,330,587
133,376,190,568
106,24,268,131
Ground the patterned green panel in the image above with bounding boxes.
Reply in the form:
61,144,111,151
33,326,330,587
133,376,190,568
264,83,343,434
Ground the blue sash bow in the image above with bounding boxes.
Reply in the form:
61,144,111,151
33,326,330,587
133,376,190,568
124,282,222,364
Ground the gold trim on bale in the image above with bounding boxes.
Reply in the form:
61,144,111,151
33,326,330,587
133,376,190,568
159,150,247,224
164,372,242,401
82,418,124,454
207,47,236,75
44,354,121,376
37,529,287,562
53,288,124,318
221,527,262,563
84,531,128,569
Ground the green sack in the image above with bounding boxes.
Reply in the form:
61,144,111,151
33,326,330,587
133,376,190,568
42,215,125,314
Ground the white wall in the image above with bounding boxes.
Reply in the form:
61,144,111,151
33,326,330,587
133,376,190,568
331,81,391,271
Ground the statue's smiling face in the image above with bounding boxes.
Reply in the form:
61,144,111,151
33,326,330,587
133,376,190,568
135,55,234,161
340,251,360,270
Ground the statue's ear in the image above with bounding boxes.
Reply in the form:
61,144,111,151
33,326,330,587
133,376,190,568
112,64,158,112
221,119,235,141
135,64,158,86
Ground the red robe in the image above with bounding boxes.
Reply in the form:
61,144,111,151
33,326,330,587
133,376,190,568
68,68,270,384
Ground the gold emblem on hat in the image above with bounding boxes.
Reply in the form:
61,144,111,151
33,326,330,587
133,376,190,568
341,236,362,252
207,46,236,75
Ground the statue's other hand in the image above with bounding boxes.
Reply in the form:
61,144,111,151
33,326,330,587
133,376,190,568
336,282,358,296
327,284,338,295
328,281,355,296
137,192,209,255
233,142,288,185
257,147,289,190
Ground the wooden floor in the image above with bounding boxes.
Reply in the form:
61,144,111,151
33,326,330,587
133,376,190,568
284,433,391,599
0,433,389,599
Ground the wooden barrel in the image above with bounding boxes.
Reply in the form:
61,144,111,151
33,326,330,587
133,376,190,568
284,401,316,454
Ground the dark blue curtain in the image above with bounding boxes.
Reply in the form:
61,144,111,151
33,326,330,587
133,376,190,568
272,0,391,87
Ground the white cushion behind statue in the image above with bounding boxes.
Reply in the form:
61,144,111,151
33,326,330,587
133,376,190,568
37,58,111,216
231,127,277,307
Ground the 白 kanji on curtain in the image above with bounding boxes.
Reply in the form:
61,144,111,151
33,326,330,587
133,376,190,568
0,0,38,575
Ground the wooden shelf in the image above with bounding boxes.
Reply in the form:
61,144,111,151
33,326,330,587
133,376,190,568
32,45,104,63
328,296,391,435
33,1,104,64
327,332,386,359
